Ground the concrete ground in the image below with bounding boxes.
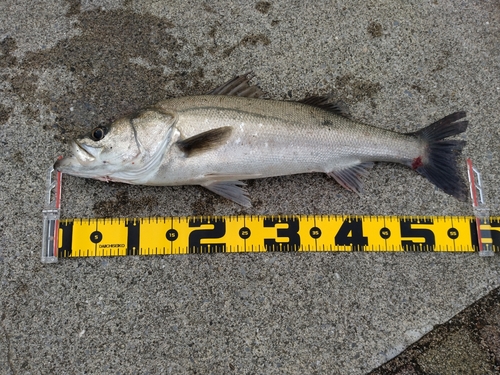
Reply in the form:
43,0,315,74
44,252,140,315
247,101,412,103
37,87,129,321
1,0,499,374
369,287,499,375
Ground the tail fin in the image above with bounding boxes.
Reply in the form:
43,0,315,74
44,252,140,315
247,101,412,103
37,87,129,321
409,112,468,201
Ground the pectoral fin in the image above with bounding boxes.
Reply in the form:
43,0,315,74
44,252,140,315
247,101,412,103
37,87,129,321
202,180,251,207
328,162,374,194
177,126,232,156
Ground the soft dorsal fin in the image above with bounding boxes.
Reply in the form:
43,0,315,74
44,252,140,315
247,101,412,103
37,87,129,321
208,72,265,98
176,126,232,156
298,96,350,118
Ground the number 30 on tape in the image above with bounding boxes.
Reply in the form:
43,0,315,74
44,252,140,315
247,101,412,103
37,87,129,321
56,215,499,258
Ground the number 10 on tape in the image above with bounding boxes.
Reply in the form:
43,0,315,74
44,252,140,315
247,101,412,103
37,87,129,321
56,215,499,258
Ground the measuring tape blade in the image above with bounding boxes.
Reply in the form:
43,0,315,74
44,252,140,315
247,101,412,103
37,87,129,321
55,215,499,258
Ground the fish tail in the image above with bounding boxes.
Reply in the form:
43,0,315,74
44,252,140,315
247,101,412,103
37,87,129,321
408,112,468,201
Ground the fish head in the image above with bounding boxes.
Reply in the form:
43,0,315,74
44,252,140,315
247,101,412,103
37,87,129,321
54,108,178,183
54,116,139,180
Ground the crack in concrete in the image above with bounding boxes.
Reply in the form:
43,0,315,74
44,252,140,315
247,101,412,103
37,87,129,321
1,260,16,375
1,310,16,375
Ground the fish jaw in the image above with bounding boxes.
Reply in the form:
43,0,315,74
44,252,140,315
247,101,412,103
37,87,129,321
54,141,119,180
54,147,107,180
54,141,91,173
72,140,99,164
54,152,139,182
53,154,99,179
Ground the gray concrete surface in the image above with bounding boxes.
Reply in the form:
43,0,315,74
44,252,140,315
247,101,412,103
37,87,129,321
0,0,499,374
370,287,499,374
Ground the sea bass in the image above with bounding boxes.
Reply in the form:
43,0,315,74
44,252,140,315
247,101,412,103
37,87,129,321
54,73,468,206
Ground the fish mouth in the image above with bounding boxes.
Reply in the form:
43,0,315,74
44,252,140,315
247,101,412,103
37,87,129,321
53,141,98,172
72,141,97,163
53,156,68,171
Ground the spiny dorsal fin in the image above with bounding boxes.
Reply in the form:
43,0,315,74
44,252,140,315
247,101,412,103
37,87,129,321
177,126,232,156
298,96,350,118
208,72,265,98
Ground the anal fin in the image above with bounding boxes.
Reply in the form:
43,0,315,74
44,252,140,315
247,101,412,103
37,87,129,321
202,180,251,207
328,162,374,194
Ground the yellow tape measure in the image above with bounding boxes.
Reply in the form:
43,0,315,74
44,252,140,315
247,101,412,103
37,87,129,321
41,161,497,262
56,215,499,258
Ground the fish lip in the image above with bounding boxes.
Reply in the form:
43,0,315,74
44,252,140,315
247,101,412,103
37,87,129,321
53,153,80,172
53,157,67,171
54,141,97,172
73,140,96,162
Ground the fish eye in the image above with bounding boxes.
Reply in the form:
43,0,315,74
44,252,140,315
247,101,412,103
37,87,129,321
90,126,107,141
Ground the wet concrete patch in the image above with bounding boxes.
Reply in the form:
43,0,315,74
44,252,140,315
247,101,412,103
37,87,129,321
335,73,382,104
191,193,216,217
255,2,271,14
368,22,383,38
64,0,81,16
223,33,271,57
0,37,17,68
8,9,210,142
0,104,13,124
93,189,159,218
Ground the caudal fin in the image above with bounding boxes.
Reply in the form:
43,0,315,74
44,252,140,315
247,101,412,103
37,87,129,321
409,112,468,201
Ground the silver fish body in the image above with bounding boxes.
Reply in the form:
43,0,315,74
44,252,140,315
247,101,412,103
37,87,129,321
152,96,420,181
55,74,468,206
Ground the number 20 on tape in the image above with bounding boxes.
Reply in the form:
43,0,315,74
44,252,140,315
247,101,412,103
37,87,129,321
56,215,499,258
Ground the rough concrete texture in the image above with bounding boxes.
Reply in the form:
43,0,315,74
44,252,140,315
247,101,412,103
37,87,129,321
370,287,499,375
0,0,499,374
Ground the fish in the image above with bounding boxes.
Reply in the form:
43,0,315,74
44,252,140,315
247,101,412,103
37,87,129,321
54,73,468,207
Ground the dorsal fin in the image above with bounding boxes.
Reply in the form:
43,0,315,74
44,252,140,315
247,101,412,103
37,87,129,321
208,72,265,98
298,96,350,118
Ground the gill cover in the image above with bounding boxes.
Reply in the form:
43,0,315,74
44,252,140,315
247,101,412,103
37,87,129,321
129,108,178,156
107,108,178,182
